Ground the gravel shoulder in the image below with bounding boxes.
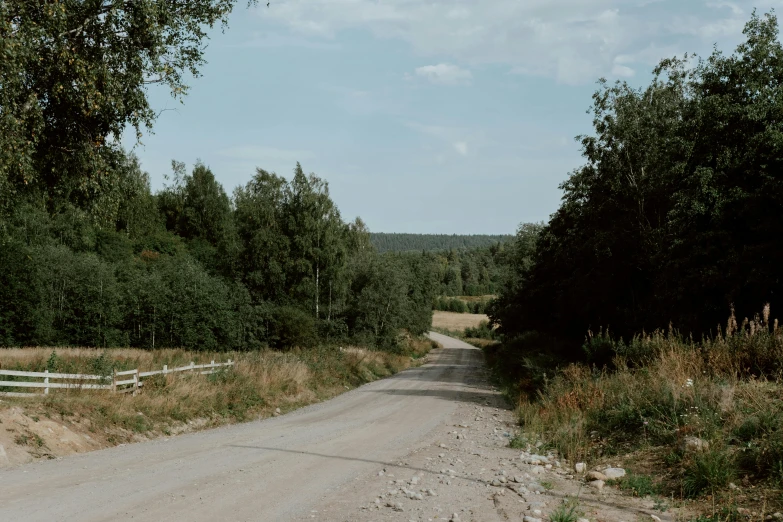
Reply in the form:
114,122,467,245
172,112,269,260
0,333,679,522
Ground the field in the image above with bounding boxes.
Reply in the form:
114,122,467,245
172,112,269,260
0,338,435,466
431,311,489,331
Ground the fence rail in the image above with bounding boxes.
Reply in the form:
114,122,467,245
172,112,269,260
0,359,234,397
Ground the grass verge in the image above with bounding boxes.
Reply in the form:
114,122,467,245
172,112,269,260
489,307,783,515
0,336,435,457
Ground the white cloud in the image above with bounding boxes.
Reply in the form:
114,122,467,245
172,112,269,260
413,63,472,85
256,0,761,84
453,141,468,156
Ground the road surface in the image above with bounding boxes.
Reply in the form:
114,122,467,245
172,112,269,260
0,332,484,522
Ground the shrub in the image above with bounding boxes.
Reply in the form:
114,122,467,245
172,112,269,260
267,305,317,349
683,449,736,498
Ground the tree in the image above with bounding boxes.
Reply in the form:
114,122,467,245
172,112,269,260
0,0,254,215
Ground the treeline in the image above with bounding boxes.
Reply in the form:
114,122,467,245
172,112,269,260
433,297,489,315
370,233,513,253
491,12,783,355
0,0,442,351
0,160,438,350
428,243,516,297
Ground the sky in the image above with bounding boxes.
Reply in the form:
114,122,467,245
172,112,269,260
121,0,779,234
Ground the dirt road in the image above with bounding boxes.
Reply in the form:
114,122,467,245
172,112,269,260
0,333,482,521
0,333,671,522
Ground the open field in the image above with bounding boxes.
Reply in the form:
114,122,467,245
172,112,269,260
0,339,434,467
432,311,489,331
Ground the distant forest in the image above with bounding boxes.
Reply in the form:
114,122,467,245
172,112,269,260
370,233,514,253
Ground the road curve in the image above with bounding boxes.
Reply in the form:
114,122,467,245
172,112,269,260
0,332,483,522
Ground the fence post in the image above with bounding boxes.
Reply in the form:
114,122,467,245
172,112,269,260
163,364,168,375
112,369,117,392
133,369,139,395
190,361,195,373
44,369,49,395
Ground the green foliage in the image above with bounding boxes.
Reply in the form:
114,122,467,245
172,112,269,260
549,501,579,522
683,450,736,498
0,159,437,351
491,11,783,354
370,233,513,253
609,473,660,497
464,321,497,340
0,0,254,215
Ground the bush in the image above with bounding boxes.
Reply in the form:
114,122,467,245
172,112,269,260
267,305,317,349
683,450,736,498
464,321,496,340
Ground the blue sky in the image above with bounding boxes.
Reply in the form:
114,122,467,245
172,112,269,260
122,0,776,234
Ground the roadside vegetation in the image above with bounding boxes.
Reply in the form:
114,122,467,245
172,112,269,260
482,11,783,518
1,337,436,453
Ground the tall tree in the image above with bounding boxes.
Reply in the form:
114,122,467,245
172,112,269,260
0,0,253,215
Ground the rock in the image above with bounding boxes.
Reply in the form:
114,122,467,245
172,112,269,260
450,513,460,521
491,479,503,487
426,489,437,496
275,407,281,414
578,518,590,522
680,436,709,453
527,455,549,465
651,516,662,522
603,468,626,479
410,476,419,485
527,482,546,493
575,463,586,473
530,466,546,474
532,509,543,516
386,501,404,512
729,482,739,490
586,471,607,481
514,476,525,483
524,517,543,522
588,479,605,491
772,513,783,521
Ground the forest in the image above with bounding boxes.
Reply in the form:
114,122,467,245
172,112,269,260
0,0,443,351
490,12,783,353
370,233,513,253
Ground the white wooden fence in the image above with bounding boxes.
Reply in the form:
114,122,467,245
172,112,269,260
0,360,234,398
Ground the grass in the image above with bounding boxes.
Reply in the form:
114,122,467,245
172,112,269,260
491,306,783,514
431,311,489,331
550,500,580,522
607,473,660,497
0,337,434,451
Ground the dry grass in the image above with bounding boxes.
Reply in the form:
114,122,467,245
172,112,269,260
510,307,783,513
432,311,489,331
0,339,434,450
